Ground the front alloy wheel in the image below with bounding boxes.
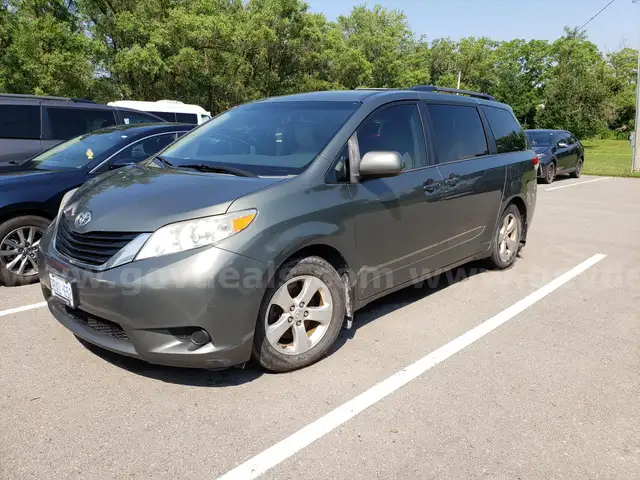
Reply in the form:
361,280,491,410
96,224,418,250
253,256,345,372
0,216,49,286
265,275,333,355
0,226,43,276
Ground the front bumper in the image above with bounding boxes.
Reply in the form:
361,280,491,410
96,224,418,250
38,226,270,369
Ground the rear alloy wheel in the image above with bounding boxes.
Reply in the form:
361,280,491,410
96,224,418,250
571,158,583,178
0,216,49,286
541,162,555,184
253,256,345,372
487,205,522,270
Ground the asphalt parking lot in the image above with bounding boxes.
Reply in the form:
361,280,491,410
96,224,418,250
1,175,639,480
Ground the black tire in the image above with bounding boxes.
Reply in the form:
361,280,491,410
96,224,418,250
252,256,345,372
0,215,50,287
571,158,583,178
486,204,523,270
541,161,555,184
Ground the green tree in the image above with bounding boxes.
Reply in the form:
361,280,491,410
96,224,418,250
336,5,427,88
492,39,550,127
536,28,615,139
606,47,637,132
428,37,457,87
1,0,96,98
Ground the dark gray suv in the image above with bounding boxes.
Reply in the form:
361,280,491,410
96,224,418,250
38,86,538,372
0,94,165,165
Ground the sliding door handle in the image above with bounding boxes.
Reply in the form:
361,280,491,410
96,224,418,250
423,179,443,193
444,173,461,187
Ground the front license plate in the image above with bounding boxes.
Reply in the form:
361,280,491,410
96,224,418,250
49,273,76,308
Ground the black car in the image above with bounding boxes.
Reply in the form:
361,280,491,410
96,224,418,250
0,123,193,286
525,129,584,184
0,94,167,165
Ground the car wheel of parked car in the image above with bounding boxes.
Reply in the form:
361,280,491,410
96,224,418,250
571,158,583,178
0,216,49,286
541,162,555,184
252,256,346,372
487,205,522,270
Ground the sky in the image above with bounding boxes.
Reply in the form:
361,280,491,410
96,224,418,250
307,0,640,52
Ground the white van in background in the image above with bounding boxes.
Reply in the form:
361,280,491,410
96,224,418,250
107,100,211,125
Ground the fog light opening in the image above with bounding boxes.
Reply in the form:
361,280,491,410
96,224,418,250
169,327,211,346
190,329,211,346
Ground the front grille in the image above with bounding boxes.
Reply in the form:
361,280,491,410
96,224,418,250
64,306,129,341
56,216,140,267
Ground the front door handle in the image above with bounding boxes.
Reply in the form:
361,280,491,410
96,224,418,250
444,173,461,187
423,178,443,194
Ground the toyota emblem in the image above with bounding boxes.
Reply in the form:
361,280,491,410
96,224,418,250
74,211,92,228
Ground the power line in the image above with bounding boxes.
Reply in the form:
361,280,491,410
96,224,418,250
578,0,617,31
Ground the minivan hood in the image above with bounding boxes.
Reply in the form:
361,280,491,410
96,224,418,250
69,165,284,233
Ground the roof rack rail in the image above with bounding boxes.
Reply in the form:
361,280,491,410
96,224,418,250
0,93,97,104
408,85,496,101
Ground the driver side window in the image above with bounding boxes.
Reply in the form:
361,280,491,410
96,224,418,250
110,133,178,166
356,104,427,171
556,135,569,148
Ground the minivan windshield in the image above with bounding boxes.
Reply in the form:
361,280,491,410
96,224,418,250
29,130,131,169
526,131,556,147
159,101,360,176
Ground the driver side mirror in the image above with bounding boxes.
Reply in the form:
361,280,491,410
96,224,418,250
557,141,568,148
359,151,404,179
109,158,136,170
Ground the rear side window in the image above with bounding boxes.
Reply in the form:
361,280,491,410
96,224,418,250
0,105,41,139
482,106,527,153
120,111,164,125
176,113,198,124
44,107,116,140
110,133,179,164
427,104,488,164
149,111,177,122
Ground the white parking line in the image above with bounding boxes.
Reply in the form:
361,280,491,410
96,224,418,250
546,177,609,191
217,253,607,480
0,301,47,318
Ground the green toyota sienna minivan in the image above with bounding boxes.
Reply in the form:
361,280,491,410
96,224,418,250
38,86,538,372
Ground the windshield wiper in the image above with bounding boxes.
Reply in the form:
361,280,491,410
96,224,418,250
154,155,174,167
8,159,29,166
175,163,258,178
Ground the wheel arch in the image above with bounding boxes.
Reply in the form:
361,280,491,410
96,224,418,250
0,203,54,225
504,195,528,241
265,241,355,317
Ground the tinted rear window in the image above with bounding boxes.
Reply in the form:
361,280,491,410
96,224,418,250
483,106,527,153
176,113,198,124
0,105,41,139
151,111,177,122
525,131,555,146
44,107,116,140
121,111,164,125
427,104,488,164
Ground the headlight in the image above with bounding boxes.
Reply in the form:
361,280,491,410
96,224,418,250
135,209,257,260
58,188,79,214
